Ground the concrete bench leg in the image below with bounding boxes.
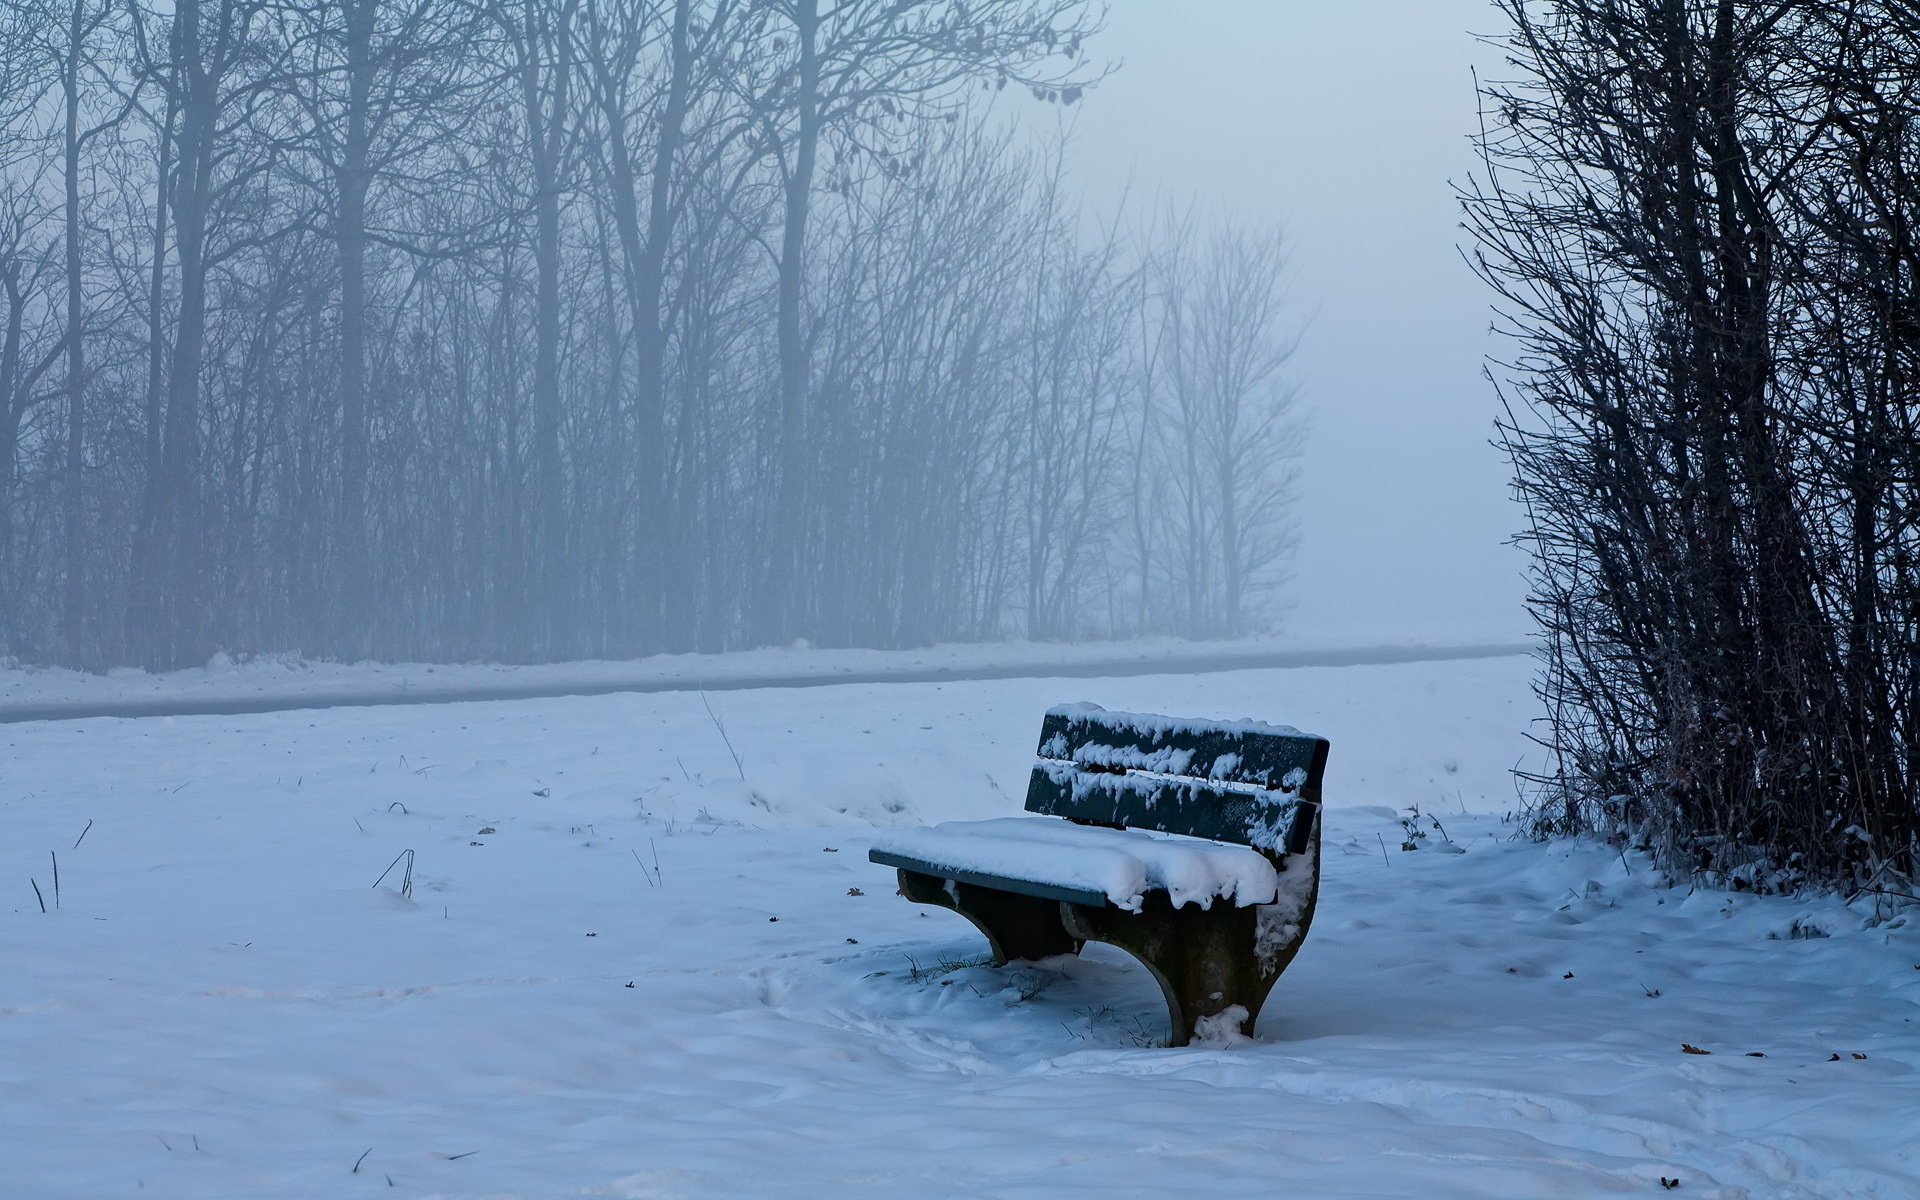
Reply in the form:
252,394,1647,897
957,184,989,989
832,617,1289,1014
1059,886,1315,1047
896,869,1084,964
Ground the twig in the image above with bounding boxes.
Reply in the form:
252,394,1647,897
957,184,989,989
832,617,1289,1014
73,819,92,849
630,848,658,888
353,1148,372,1174
371,849,415,901
50,851,59,909
1377,833,1391,866
30,878,46,913
652,837,662,886
699,692,747,780
1862,887,1920,905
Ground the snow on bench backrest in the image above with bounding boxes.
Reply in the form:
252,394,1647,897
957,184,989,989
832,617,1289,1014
1024,703,1327,855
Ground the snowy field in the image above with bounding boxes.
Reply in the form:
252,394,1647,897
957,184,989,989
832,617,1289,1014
3,655,1916,1198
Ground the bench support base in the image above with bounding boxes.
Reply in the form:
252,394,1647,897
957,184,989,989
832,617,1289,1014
1061,886,1313,1047
896,869,1084,964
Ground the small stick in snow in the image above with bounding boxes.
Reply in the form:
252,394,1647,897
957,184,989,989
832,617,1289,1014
371,849,415,900
1377,833,1391,866
352,1148,372,1174
1864,886,1920,905
51,851,60,909
73,819,92,849
30,878,46,913
700,692,747,780
447,1151,478,1161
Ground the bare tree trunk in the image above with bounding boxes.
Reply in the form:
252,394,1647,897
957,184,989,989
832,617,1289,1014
757,0,819,646
335,0,375,652
590,0,692,651
62,0,87,662
632,0,693,648
129,91,176,660
144,0,222,667
0,265,22,582
519,0,574,653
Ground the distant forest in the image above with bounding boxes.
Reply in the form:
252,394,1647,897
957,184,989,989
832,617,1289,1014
0,0,1303,670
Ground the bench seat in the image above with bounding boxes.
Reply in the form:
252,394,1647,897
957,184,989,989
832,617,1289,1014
870,817,1280,912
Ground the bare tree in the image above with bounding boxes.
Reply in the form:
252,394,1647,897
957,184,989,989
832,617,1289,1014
127,0,288,665
736,0,1104,644
265,0,481,648
49,0,129,663
0,3,60,632
1138,210,1299,636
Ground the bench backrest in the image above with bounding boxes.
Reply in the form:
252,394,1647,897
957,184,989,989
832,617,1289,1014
1023,703,1328,856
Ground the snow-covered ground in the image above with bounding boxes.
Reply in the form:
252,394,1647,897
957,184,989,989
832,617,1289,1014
3,655,1916,1198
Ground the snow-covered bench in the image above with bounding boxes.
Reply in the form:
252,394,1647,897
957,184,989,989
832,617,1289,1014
870,703,1327,1045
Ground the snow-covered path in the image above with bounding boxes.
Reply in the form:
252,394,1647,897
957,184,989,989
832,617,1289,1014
0,637,1526,723
3,658,1916,1198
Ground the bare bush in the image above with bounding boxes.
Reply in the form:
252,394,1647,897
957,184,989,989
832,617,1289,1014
1466,0,1920,892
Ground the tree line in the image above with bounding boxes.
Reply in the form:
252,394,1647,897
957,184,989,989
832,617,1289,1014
1468,0,1920,892
0,0,1303,670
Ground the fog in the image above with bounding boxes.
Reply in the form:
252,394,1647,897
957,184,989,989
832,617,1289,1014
1065,1,1525,643
0,0,1526,670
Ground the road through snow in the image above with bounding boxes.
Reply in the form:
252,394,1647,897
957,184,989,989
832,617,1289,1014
0,639,1528,724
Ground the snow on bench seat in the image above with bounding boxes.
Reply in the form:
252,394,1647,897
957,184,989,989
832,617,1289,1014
870,816,1280,913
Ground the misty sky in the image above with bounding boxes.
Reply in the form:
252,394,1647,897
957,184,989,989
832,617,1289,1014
1064,1,1526,642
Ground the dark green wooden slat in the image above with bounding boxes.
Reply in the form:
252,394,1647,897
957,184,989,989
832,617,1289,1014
1022,764,1312,851
867,847,1110,907
1035,706,1328,792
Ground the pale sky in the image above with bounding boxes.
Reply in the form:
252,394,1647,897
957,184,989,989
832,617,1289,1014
1063,0,1528,643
